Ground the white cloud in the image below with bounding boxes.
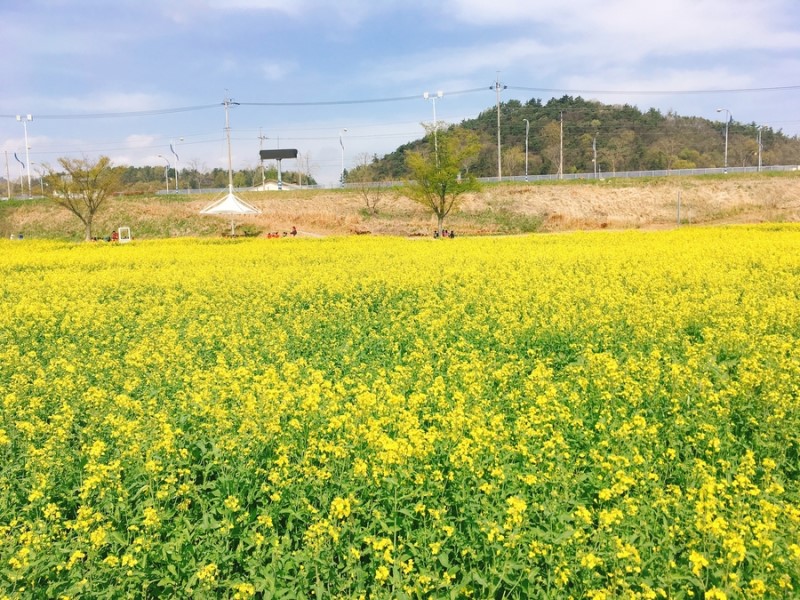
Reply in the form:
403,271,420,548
443,0,800,58
159,0,402,26
125,134,158,148
562,67,754,95
54,93,168,114
260,61,295,81
157,0,305,23
364,38,551,85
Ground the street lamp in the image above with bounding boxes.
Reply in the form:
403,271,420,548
523,118,530,181
716,108,730,172
339,128,347,187
423,90,443,164
170,137,183,192
157,154,170,192
16,114,32,197
592,134,598,179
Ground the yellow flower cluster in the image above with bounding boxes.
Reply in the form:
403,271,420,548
1,225,799,598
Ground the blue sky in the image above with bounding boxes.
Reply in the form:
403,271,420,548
2,0,800,185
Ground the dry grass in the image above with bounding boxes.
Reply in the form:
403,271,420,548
2,173,799,240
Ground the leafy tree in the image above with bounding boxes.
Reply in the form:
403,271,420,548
45,156,122,241
403,126,481,235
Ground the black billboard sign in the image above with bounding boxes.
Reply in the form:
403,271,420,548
260,149,298,160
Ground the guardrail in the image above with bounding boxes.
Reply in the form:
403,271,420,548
481,164,799,184
151,164,800,195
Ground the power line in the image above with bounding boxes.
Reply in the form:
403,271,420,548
1,88,490,121
2,83,797,122
238,87,487,107
508,84,800,96
1,104,220,120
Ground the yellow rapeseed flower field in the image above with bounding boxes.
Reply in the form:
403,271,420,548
1,226,799,598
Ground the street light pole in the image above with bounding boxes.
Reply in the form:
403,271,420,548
423,91,443,165
592,134,598,179
523,118,530,181
157,154,170,192
339,129,347,187
171,137,182,191
716,108,730,172
16,114,32,197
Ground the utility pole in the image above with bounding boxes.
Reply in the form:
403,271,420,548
339,129,347,187
258,128,268,188
523,118,529,181
559,111,564,180
716,108,730,173
492,73,506,181
757,126,763,172
157,155,170,191
16,115,32,197
223,94,240,193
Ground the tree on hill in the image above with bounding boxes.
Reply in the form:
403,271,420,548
372,96,800,179
45,156,122,241
404,126,481,235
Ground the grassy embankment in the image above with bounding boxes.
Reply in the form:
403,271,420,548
1,171,798,241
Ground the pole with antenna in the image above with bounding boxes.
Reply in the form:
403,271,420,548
559,111,564,180
258,127,268,189
223,94,239,194
492,72,506,181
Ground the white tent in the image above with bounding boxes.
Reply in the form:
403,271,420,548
200,190,260,235
199,95,261,236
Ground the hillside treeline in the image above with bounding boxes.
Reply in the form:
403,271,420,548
353,96,800,181
118,164,316,193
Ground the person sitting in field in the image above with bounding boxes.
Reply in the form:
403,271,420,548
291,226,297,236
111,230,119,242
449,230,455,239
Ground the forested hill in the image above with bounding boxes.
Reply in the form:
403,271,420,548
361,96,800,180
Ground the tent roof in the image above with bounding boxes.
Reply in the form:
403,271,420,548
200,192,261,215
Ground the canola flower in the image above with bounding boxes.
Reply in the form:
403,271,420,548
0,226,799,598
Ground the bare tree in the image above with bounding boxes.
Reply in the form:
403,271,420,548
541,121,561,174
297,152,314,187
45,156,121,241
502,147,524,178
349,152,388,214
